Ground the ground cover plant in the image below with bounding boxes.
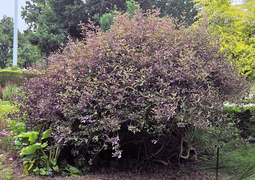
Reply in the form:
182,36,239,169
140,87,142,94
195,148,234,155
0,101,26,180
8,7,250,177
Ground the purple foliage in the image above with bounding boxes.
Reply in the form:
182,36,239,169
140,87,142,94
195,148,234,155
8,9,250,165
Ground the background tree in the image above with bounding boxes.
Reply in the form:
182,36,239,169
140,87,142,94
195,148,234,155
0,15,13,69
17,32,41,68
22,0,198,56
151,0,198,26
0,15,41,69
21,0,88,57
99,0,140,31
194,0,255,81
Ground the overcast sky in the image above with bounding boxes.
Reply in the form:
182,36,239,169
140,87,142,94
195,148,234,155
0,0,29,32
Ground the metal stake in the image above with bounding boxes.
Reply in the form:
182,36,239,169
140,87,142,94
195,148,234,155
216,146,219,180
215,144,222,180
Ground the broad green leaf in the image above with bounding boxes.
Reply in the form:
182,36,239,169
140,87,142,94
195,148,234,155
53,165,59,172
65,164,81,174
29,132,39,144
41,142,48,148
50,158,57,166
33,166,39,172
21,143,41,155
33,124,44,132
14,131,39,140
40,168,46,175
42,128,52,140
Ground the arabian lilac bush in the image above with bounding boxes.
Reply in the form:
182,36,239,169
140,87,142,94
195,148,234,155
9,9,250,167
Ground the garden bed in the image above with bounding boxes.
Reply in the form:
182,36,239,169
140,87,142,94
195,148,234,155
11,158,231,180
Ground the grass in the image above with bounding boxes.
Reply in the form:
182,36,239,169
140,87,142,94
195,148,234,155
2,82,19,101
201,140,255,180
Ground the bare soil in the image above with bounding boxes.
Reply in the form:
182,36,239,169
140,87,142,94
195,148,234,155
11,158,232,180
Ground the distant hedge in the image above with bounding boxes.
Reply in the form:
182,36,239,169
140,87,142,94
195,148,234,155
0,70,35,88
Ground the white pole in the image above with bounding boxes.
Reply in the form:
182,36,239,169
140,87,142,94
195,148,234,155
13,0,18,67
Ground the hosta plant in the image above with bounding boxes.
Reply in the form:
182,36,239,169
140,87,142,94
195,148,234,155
9,8,250,169
14,124,59,175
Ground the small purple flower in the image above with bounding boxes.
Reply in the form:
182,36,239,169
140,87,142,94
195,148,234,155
1,130,7,135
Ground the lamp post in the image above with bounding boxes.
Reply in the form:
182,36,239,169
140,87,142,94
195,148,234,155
13,0,18,67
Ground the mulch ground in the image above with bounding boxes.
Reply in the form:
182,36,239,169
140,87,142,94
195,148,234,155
11,158,232,180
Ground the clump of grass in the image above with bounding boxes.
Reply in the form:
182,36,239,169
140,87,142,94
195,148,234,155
185,125,219,155
2,82,19,101
201,140,255,180
219,141,255,180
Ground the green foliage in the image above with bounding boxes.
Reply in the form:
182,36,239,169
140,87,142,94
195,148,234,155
21,0,88,57
0,15,14,69
185,125,219,155
0,70,21,88
0,105,14,116
126,0,140,18
194,0,255,81
22,0,198,57
0,15,41,69
99,0,140,32
2,82,19,101
0,69,37,89
0,101,10,106
90,0,198,26
152,0,198,26
223,105,255,139
99,13,115,32
17,32,41,68
203,140,255,180
14,124,61,176
9,8,249,168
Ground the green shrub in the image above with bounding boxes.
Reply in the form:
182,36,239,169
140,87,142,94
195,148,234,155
0,70,21,88
9,8,249,169
0,69,37,88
